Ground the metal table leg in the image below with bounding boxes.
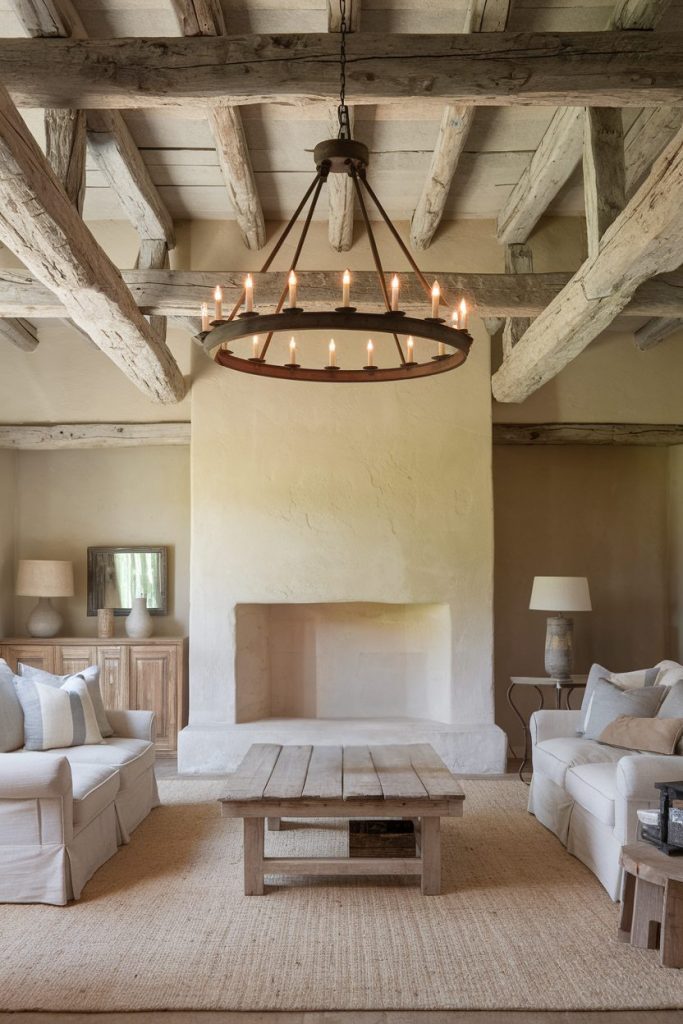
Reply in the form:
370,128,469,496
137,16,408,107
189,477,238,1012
507,682,545,784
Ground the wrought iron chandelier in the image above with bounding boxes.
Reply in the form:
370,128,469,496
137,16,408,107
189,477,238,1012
197,0,473,382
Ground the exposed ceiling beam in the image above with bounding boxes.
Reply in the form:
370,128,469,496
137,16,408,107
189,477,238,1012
610,0,671,29
326,0,360,253
8,0,86,38
491,124,683,403
0,316,38,351
634,317,683,349
494,423,683,445
625,107,683,195
583,108,625,260
170,0,225,35
137,238,169,345
0,422,191,449
173,5,265,251
2,34,682,108
502,244,533,357
4,268,683,319
0,83,185,404
45,108,85,215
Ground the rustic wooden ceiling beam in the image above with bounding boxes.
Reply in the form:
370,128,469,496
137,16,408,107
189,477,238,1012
8,0,86,38
0,84,185,404
1,34,682,108
583,108,626,260
0,316,38,351
326,0,360,253
2,268,683,320
170,0,225,35
491,124,683,403
494,423,683,445
502,244,533,356
634,316,683,349
610,0,671,29
326,0,361,32
0,422,191,449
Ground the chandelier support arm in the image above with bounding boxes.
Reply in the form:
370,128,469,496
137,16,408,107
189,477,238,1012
351,167,406,366
258,171,327,361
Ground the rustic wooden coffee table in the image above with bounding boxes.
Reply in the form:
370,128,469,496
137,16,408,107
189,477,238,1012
619,842,683,968
220,743,465,896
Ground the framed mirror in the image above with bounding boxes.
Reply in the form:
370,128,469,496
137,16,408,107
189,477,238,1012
87,546,168,616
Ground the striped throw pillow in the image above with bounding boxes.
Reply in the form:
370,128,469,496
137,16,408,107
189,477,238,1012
18,663,113,738
14,675,104,751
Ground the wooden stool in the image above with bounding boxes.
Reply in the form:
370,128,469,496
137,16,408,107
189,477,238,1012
619,843,683,968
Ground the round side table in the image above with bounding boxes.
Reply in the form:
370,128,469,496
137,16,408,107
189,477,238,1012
619,842,683,968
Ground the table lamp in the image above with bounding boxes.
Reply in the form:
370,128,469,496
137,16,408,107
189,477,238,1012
529,576,591,681
16,559,74,638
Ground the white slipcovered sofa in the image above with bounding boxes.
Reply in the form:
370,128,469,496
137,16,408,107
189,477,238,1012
528,660,683,900
0,709,159,905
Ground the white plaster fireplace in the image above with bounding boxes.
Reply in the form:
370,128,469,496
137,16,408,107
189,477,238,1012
179,323,506,773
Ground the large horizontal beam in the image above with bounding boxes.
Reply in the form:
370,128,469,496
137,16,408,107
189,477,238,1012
494,423,683,445
0,422,191,449
2,33,683,108
3,268,683,319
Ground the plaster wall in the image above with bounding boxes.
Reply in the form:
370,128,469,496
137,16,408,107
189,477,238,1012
12,448,190,638
0,451,16,636
493,445,670,751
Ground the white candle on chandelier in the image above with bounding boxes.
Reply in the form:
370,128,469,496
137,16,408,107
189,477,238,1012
288,270,298,308
201,302,210,332
391,274,400,311
328,339,336,367
459,297,468,330
451,308,459,329
289,337,297,364
252,335,259,358
341,268,351,307
244,274,253,313
214,285,223,321
407,336,415,362
366,339,374,367
431,280,440,318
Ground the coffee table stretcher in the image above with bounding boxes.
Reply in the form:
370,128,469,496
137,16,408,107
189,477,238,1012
220,743,464,896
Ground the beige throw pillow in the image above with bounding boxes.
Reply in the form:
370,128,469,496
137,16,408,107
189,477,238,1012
598,714,683,755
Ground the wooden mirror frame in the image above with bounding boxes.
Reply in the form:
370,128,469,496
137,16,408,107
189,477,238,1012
86,545,168,617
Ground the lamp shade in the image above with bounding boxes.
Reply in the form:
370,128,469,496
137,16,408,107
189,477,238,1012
529,575,591,613
16,560,74,598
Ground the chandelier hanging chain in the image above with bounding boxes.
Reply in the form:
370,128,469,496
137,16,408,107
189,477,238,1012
350,165,407,366
258,171,327,361
337,0,351,140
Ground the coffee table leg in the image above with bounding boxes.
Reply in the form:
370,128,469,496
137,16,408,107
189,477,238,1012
421,816,441,895
631,877,664,949
618,869,636,942
662,878,683,968
244,817,265,895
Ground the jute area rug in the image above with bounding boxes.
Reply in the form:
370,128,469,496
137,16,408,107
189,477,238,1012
2,778,683,1012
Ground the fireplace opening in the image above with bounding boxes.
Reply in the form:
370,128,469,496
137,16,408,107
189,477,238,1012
235,602,452,723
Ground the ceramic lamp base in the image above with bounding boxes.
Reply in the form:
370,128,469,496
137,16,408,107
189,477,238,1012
26,597,63,638
544,614,573,681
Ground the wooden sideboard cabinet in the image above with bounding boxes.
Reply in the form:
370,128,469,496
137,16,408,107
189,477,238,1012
0,637,188,752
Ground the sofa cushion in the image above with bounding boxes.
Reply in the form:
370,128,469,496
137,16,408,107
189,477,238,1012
583,678,666,740
598,714,683,755
19,663,113,738
654,660,683,689
51,737,155,790
657,680,683,754
579,662,659,733
565,762,619,827
0,660,24,752
71,763,120,830
14,675,104,750
533,736,627,787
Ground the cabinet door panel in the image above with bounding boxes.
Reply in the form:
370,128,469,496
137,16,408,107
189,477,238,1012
54,645,97,676
97,646,129,711
2,645,55,674
130,645,177,750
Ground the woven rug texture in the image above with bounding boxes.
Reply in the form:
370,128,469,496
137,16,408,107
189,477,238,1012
2,777,683,1012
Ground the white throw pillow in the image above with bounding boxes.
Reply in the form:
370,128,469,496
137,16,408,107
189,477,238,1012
18,662,113,738
653,660,683,689
14,675,104,751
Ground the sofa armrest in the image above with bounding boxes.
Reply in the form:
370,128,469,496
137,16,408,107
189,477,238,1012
0,753,72,799
617,753,683,800
107,709,156,742
530,709,582,746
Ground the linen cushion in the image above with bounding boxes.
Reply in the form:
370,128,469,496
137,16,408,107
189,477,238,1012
533,736,627,788
582,678,666,740
0,659,24,752
565,762,619,827
19,663,113,738
49,737,155,790
598,714,683,755
71,763,120,831
578,662,659,734
658,680,683,753
653,660,683,689
14,675,104,751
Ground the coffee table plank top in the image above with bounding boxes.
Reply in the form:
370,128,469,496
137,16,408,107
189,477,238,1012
408,743,466,800
342,745,383,800
369,744,429,799
263,744,312,799
224,742,282,800
302,745,343,799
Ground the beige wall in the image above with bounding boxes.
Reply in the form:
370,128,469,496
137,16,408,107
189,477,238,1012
493,445,670,752
0,451,16,636
12,447,190,638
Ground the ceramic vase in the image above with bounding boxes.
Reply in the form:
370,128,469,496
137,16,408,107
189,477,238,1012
125,596,153,639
